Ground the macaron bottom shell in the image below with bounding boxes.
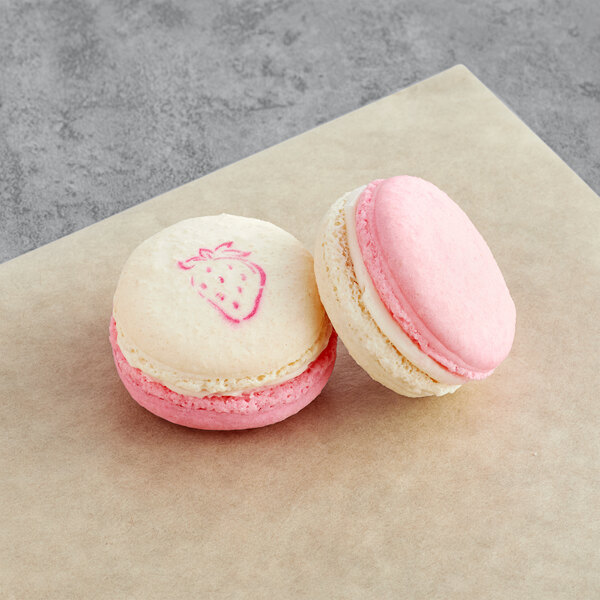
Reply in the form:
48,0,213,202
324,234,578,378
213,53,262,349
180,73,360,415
110,318,337,430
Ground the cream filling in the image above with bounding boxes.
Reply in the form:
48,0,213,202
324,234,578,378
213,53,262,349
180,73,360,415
343,187,465,385
115,317,332,397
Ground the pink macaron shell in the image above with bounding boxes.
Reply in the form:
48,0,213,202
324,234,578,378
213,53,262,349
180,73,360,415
355,176,515,380
110,318,337,430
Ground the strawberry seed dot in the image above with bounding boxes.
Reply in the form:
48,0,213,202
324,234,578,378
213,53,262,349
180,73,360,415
206,267,212,273
237,286,242,293
233,301,239,309
241,273,246,281
200,283,207,289
218,276,224,283
227,264,233,270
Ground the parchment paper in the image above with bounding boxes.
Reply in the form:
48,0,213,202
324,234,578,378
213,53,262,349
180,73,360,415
1,65,599,599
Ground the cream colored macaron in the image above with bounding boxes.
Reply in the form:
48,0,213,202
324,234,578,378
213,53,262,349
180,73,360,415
111,214,336,429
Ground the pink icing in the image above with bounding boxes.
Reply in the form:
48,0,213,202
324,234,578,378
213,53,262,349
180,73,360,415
355,176,515,379
178,241,266,324
110,318,337,430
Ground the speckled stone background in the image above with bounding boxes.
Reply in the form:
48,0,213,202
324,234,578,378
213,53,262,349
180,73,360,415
1,0,598,263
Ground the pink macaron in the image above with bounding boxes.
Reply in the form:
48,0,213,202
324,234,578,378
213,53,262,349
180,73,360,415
111,215,336,429
314,175,516,397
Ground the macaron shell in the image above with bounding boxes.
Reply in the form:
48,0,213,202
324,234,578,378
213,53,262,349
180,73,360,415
110,318,337,430
355,177,516,378
113,215,329,395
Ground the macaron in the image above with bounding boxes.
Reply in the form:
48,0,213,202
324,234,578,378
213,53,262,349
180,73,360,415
314,176,515,397
111,214,336,430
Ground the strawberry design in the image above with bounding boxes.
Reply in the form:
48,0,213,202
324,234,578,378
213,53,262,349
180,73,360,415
177,241,266,323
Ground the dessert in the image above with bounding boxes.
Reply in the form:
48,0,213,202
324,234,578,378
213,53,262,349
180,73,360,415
111,214,336,429
314,176,515,397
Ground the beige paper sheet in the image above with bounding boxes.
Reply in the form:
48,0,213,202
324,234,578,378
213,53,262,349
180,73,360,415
1,65,599,599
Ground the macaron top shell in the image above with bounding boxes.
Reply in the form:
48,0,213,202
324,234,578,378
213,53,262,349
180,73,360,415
355,176,515,379
113,215,330,395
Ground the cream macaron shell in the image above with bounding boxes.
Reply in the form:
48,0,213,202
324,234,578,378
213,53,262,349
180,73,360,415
314,191,459,398
113,215,331,396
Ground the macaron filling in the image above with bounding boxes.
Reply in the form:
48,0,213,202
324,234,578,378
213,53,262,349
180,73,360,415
353,176,516,380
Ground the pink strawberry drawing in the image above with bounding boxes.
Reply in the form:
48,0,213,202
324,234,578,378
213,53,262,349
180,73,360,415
177,241,266,323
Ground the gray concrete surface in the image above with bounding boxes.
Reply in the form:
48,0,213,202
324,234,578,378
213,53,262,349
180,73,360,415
1,0,599,263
